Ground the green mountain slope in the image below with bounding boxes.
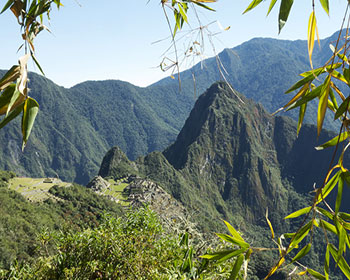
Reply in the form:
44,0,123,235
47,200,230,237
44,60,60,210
0,30,343,184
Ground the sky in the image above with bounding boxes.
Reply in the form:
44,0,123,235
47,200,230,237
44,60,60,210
0,0,348,88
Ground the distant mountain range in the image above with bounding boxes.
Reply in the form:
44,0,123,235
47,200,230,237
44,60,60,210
0,30,344,184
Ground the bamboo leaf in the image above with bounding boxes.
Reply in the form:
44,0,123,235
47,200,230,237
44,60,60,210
283,83,309,108
297,103,307,135
307,11,316,68
267,0,277,16
223,220,245,242
338,225,346,261
316,207,334,220
319,0,329,15
285,68,325,93
0,84,16,115
21,97,39,150
329,244,350,278
291,243,311,263
317,75,331,136
316,171,341,204
200,248,246,263
278,0,294,33
320,220,337,235
0,65,20,90
335,173,344,213
1,0,14,14
307,268,326,280
325,245,330,279
339,212,350,221
264,257,285,280
285,206,312,219
243,0,263,14
0,101,24,129
290,220,313,250
216,233,250,249
315,132,350,150
334,97,350,120
229,254,244,280
266,208,274,239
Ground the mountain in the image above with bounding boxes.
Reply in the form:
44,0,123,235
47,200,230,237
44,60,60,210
99,82,349,276
0,30,344,184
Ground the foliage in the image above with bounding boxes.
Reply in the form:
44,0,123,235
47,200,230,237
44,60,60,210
0,206,233,280
0,181,122,269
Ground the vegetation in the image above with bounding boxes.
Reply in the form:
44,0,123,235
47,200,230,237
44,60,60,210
0,172,122,270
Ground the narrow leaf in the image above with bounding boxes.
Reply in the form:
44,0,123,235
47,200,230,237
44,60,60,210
334,97,350,120
307,11,316,68
266,208,274,239
325,244,330,279
264,257,285,280
320,220,337,235
329,244,350,278
278,0,294,33
307,268,326,280
0,65,20,90
0,101,24,129
229,254,244,280
335,173,344,213
285,206,312,219
292,243,311,263
200,248,246,262
315,131,350,150
267,0,278,15
1,0,14,14
319,0,329,15
317,75,331,136
290,220,312,250
21,97,39,150
316,171,341,204
223,220,245,242
216,233,250,248
297,103,307,135
243,0,263,14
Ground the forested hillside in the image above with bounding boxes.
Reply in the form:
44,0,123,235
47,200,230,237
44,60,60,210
0,31,342,184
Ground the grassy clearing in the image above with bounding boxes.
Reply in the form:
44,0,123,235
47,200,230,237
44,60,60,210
102,179,130,206
8,177,71,202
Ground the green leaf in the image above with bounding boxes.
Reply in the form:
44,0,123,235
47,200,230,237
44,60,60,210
335,97,350,120
337,225,346,262
329,244,350,278
216,233,250,249
316,131,350,150
307,11,317,68
320,220,337,235
317,75,331,136
0,65,20,90
285,206,312,219
292,243,311,263
335,173,344,213
229,254,244,280
278,0,294,33
307,268,326,280
21,97,39,150
31,52,45,76
344,68,350,85
267,0,277,15
316,207,334,220
243,0,263,14
0,84,16,115
1,0,14,14
200,248,246,263
316,171,341,204
286,84,322,111
319,0,329,15
325,245,330,279
289,220,312,250
223,220,245,242
329,88,338,110
0,101,24,129
339,212,350,221
285,68,325,93
297,103,307,135
192,2,216,11
6,86,21,117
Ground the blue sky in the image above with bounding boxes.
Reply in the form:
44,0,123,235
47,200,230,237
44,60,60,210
0,0,347,88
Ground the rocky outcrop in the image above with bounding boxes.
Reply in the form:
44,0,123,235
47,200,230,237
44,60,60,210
86,176,110,192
